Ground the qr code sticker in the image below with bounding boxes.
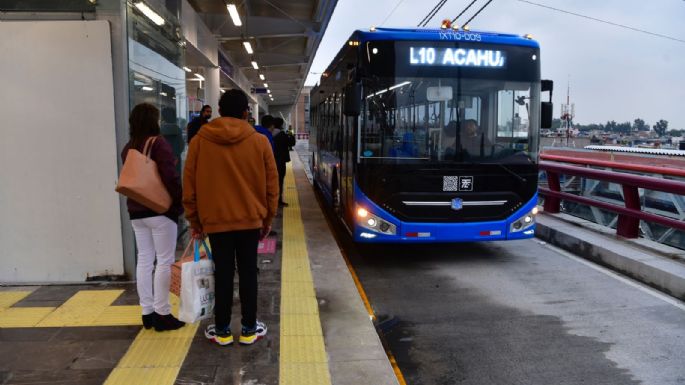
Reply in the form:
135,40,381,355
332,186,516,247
443,176,459,191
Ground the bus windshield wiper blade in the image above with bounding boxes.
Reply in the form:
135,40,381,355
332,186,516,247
488,163,527,183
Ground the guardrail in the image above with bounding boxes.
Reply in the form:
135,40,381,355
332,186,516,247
540,154,685,178
539,160,685,238
296,133,309,140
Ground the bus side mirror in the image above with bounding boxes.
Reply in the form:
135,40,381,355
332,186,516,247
541,102,553,129
344,82,361,116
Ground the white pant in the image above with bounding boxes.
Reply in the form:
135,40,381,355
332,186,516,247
131,216,177,316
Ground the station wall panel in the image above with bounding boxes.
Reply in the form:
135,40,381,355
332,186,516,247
0,20,124,282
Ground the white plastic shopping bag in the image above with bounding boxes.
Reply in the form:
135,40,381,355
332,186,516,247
178,239,215,324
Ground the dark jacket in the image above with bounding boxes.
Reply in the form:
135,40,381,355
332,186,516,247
187,117,208,144
273,129,291,165
121,136,183,223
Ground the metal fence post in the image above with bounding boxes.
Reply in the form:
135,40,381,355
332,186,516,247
617,185,640,238
543,171,561,213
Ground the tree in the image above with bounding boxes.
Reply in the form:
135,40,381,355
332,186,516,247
633,118,649,132
615,121,632,134
654,119,668,136
605,120,617,132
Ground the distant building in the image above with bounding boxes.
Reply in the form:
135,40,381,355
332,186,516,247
292,86,311,134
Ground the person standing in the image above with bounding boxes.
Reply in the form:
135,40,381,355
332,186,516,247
122,103,185,332
254,114,275,152
272,117,290,207
186,105,212,144
183,89,279,346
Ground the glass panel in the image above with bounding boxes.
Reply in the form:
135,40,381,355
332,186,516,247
127,0,186,174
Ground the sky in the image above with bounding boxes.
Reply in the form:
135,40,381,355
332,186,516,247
304,0,685,130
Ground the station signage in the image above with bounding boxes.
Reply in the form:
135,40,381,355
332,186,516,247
409,47,506,68
251,87,268,94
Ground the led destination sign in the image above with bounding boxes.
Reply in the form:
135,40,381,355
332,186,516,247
409,47,506,68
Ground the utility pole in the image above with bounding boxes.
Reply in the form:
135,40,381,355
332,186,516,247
560,76,575,146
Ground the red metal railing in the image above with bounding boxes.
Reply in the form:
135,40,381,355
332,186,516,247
540,154,685,178
539,161,685,238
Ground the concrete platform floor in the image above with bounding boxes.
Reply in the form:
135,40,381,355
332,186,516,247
0,155,396,385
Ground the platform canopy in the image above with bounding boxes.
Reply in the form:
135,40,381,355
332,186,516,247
189,0,337,110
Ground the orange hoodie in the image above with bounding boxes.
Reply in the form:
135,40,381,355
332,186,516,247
183,117,279,234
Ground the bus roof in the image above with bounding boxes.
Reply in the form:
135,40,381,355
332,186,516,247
350,27,540,48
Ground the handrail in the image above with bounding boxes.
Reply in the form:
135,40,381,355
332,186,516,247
539,160,685,238
541,162,685,194
540,154,685,178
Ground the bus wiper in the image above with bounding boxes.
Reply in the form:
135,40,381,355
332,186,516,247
489,163,527,183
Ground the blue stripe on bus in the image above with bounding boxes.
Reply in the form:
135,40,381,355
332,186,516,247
352,182,538,243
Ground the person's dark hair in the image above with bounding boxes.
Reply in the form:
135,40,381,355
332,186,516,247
261,114,275,128
129,103,161,149
218,90,248,118
274,117,284,129
201,105,211,113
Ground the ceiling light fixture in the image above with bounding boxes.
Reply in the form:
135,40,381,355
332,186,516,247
195,74,205,81
259,74,265,80
263,83,268,88
243,41,253,54
141,86,153,91
226,4,242,26
251,61,259,69
134,2,165,26
182,66,192,72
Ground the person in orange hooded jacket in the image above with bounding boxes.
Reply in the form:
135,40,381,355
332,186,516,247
183,89,278,346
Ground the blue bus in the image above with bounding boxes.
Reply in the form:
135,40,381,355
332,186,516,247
310,27,553,242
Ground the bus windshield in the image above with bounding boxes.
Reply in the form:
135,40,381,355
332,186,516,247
360,78,540,164
359,40,540,165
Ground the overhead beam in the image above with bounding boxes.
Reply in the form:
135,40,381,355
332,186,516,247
200,14,320,40
240,62,308,69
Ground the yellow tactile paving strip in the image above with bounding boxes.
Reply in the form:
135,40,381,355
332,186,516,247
37,290,125,327
280,162,333,385
103,294,199,385
0,291,55,328
0,291,31,309
0,289,144,328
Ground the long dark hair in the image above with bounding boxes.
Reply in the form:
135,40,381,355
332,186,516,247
129,103,160,149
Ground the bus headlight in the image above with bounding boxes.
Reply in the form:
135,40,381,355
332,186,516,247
510,208,538,233
357,207,396,235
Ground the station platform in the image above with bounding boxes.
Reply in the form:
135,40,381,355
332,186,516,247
0,153,398,385
2,143,684,385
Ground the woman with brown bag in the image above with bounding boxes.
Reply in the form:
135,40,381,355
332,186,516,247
121,103,185,331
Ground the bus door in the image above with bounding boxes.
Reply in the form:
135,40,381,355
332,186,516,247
340,105,354,226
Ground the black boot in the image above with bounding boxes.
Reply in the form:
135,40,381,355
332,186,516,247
142,312,158,329
154,313,185,331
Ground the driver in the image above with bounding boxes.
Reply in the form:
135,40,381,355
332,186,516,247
460,119,491,156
